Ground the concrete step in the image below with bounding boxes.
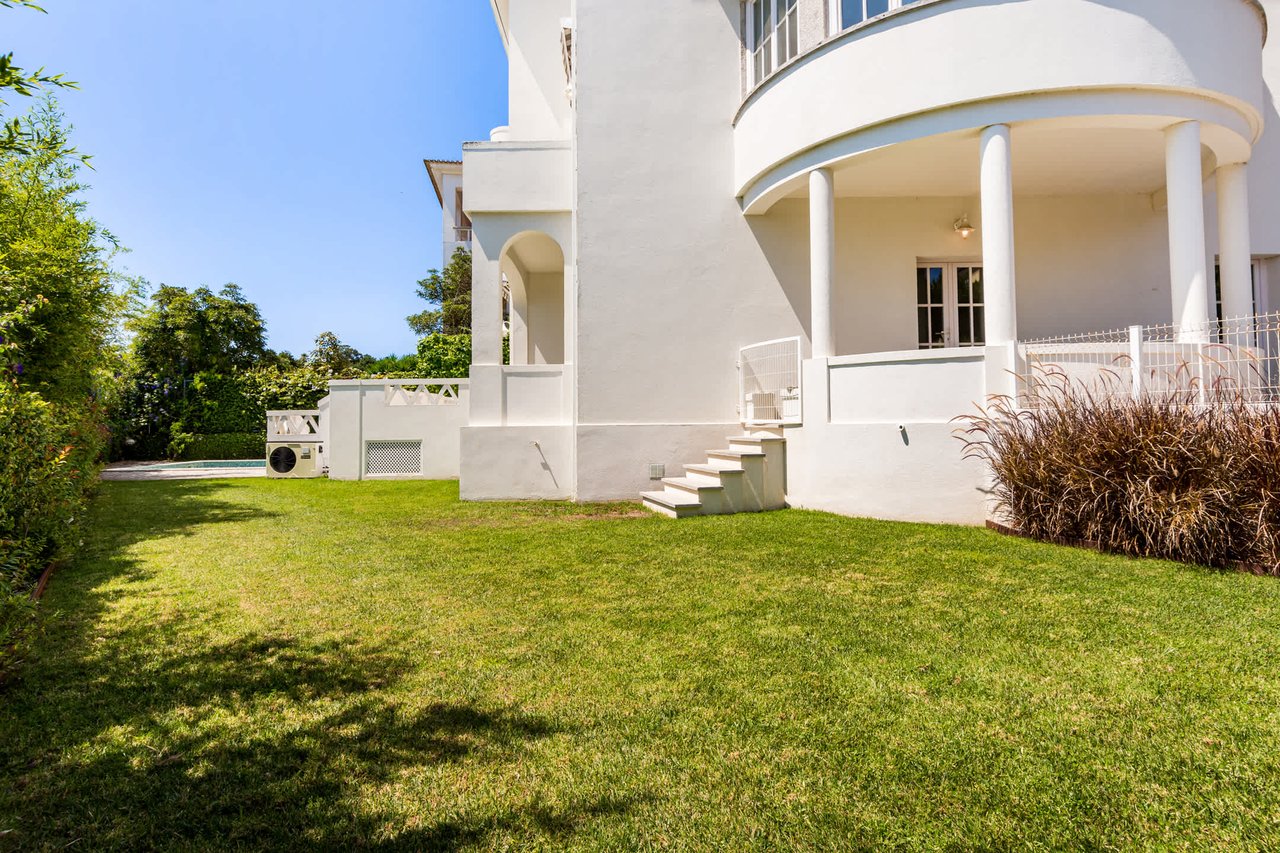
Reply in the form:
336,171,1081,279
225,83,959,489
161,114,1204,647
661,476,724,497
728,435,786,445
707,448,766,465
640,489,702,519
684,463,744,484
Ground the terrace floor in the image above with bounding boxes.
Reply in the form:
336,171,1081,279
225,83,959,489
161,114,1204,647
2,480,1279,849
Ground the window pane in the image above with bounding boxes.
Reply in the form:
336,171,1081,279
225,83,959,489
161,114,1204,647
787,14,798,59
972,307,985,345
970,267,983,304
957,268,970,304
929,267,943,304
931,307,945,346
917,307,929,348
916,268,927,304
754,0,765,45
866,0,889,16
958,307,972,345
841,0,864,27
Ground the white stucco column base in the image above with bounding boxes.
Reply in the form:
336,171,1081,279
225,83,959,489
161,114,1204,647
1165,121,1211,341
980,124,1017,346
1217,162,1253,320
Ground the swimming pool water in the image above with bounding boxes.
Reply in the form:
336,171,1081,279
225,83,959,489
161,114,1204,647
142,460,265,470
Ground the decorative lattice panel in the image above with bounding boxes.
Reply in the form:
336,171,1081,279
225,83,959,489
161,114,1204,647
365,440,423,476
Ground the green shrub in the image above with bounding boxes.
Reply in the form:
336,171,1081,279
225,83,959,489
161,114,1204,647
170,432,264,461
960,386,1280,572
416,333,472,378
0,382,105,682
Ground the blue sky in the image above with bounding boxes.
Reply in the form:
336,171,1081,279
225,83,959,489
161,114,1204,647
6,1,507,357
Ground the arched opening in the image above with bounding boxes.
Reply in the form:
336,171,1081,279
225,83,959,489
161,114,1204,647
500,231,566,365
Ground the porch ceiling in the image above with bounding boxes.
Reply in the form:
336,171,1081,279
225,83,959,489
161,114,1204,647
791,122,1176,200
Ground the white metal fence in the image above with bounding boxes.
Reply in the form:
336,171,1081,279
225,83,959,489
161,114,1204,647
1019,312,1280,407
739,337,802,425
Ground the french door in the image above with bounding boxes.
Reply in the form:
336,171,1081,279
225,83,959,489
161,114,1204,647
916,263,985,349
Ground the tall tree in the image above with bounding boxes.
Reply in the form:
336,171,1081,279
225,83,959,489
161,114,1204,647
0,102,119,402
129,283,267,378
306,331,368,376
408,247,471,336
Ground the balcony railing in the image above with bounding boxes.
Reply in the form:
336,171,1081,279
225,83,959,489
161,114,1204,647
1019,312,1280,408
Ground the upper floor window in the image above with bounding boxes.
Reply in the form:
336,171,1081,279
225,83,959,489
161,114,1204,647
833,0,919,32
747,0,798,87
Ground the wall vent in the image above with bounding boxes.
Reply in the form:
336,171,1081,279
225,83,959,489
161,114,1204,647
649,463,665,480
366,440,423,476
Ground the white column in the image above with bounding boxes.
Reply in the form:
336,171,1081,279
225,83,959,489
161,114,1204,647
471,252,503,366
1165,121,1210,340
980,124,1017,346
1217,162,1253,320
809,167,835,359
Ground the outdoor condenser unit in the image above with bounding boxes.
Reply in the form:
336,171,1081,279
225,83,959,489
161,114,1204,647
266,442,323,479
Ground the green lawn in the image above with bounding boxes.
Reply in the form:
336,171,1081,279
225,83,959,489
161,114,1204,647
3,480,1280,850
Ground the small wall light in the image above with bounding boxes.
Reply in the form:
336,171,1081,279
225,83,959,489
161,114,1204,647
953,215,976,240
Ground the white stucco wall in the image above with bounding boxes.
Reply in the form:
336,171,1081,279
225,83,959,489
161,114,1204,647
574,0,809,429
460,425,572,499
526,271,565,364
325,382,470,481
506,0,572,141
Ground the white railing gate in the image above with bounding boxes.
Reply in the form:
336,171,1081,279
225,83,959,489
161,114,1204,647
738,336,803,426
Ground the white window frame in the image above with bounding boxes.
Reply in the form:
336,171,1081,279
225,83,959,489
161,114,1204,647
747,0,799,87
917,261,986,350
830,0,918,36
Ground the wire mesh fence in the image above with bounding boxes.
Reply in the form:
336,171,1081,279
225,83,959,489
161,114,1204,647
739,337,802,425
1020,312,1280,408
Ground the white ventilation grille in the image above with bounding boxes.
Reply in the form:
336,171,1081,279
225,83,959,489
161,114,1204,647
365,441,422,476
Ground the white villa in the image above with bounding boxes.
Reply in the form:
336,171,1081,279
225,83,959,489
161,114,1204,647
305,0,1280,526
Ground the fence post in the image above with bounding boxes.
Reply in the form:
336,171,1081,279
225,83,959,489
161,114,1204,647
1129,325,1143,400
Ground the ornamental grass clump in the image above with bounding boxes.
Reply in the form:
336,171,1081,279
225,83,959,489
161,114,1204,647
958,372,1280,573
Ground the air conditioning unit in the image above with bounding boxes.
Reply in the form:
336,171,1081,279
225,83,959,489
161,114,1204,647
266,442,323,479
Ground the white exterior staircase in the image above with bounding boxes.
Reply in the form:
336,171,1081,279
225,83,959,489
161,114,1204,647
640,434,786,518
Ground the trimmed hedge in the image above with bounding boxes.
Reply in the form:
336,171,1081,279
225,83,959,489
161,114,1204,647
170,432,265,461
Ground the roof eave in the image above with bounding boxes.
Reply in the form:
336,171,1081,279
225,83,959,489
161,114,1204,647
490,0,510,51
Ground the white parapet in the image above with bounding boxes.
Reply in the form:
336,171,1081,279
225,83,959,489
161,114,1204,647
324,379,470,481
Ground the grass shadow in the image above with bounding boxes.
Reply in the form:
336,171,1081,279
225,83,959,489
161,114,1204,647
1,481,625,849
1,628,578,849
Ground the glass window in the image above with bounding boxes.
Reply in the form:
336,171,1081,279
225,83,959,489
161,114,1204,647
837,0,918,33
748,0,800,85
917,264,985,349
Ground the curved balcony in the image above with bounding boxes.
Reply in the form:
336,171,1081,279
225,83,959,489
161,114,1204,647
735,0,1267,213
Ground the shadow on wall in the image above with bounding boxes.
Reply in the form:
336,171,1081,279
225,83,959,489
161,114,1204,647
0,481,639,849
